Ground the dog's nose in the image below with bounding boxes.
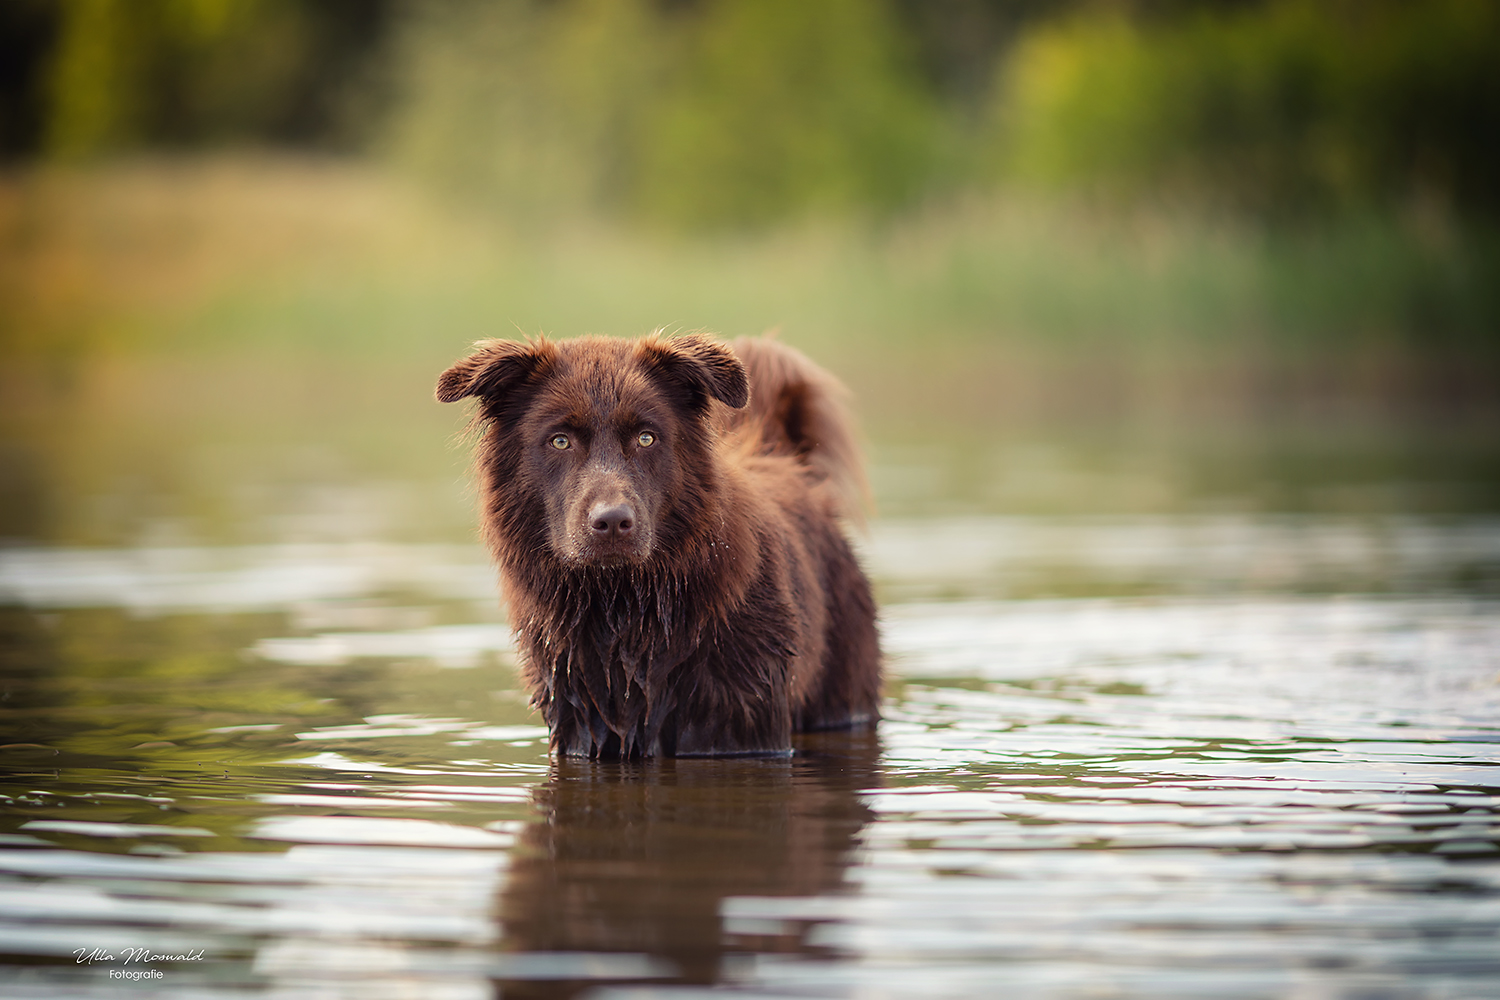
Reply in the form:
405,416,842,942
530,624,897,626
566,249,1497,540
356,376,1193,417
589,503,635,537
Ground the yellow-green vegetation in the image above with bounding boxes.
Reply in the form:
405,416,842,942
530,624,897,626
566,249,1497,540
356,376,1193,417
2,159,1496,542
39,0,377,159
379,0,1500,227
997,0,1500,214
32,0,1500,227
2,1,1498,542
388,0,941,227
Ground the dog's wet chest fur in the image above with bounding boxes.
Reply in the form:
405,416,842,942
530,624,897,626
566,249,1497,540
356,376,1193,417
498,352,778,754
519,553,800,757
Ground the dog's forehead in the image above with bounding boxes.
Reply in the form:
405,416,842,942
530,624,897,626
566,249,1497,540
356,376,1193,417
530,340,668,422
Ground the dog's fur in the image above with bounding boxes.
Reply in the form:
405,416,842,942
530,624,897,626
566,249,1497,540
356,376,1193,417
437,332,880,757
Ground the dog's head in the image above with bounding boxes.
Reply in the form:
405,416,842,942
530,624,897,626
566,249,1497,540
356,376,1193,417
437,332,749,568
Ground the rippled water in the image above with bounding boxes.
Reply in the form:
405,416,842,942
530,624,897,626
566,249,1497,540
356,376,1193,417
2,516,1499,999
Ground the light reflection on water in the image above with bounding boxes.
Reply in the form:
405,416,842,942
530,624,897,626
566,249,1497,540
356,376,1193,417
1,516,1498,999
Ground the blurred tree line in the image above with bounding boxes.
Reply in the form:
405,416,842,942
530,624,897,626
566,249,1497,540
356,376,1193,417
0,0,389,158
1,0,1497,229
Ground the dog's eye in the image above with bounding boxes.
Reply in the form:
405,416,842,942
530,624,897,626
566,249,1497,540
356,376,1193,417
550,434,570,450
637,431,655,448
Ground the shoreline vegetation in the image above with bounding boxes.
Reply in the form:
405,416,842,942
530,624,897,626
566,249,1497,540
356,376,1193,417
3,156,1496,405
2,157,1495,546
2,1,1497,543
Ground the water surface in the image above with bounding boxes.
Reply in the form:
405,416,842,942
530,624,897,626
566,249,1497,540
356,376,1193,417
2,517,1498,999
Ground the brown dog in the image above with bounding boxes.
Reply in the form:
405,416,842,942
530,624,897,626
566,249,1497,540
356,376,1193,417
437,332,880,757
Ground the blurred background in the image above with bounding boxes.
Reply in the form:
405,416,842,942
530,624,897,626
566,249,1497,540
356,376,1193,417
6,8,1500,994
2,0,1497,556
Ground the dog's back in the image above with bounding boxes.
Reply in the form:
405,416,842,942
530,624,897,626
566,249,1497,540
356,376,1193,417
717,337,881,738
719,337,869,526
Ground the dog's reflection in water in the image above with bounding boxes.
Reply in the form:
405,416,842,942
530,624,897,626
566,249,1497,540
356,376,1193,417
494,730,880,999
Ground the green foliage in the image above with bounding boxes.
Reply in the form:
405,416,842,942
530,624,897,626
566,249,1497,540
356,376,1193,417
993,0,1500,217
385,0,941,229
633,0,938,227
386,0,1500,226
43,0,377,160
24,0,1500,225
384,0,663,220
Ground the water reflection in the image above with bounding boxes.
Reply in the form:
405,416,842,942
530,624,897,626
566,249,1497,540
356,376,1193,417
497,732,879,998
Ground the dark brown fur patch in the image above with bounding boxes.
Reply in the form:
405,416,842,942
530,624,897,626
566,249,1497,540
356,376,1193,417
437,331,881,757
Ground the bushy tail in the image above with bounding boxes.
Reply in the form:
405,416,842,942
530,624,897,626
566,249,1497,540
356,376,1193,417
723,337,870,524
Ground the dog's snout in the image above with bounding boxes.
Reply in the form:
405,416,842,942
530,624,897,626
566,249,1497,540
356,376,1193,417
589,502,635,537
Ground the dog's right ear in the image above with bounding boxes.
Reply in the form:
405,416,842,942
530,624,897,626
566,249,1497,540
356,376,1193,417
436,339,555,403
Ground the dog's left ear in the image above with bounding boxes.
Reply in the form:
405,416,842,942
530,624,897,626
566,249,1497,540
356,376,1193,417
639,333,750,411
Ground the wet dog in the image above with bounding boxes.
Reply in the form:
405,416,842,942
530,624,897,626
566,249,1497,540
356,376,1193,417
437,332,880,757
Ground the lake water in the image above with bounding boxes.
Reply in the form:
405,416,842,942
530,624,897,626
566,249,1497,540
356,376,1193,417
2,515,1498,999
